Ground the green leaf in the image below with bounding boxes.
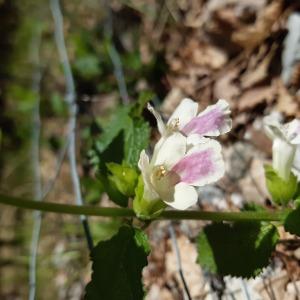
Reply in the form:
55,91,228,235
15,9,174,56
264,165,297,205
197,222,279,278
130,91,154,117
85,226,150,300
90,218,122,242
284,201,300,236
98,174,128,207
81,177,104,204
124,118,150,168
95,106,130,154
107,162,138,197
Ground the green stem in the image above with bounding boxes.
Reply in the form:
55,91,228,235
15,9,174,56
0,194,289,222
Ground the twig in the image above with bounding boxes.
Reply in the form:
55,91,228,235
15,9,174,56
42,136,69,200
29,124,69,300
29,28,43,300
168,224,192,300
50,0,93,251
104,1,129,105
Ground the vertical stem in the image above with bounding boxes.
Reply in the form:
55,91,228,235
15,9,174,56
50,0,93,251
105,0,129,104
29,29,43,300
169,224,192,300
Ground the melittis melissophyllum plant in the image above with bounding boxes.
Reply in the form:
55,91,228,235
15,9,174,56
3,95,300,299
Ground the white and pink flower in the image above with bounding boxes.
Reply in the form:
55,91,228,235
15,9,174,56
138,98,232,210
147,98,232,139
263,115,300,181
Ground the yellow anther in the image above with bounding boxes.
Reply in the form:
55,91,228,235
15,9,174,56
168,118,180,131
154,165,167,179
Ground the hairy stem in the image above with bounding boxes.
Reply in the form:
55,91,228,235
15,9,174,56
0,194,288,222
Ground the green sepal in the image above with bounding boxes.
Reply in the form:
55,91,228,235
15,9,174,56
106,162,138,197
133,176,166,220
85,225,150,300
264,164,298,205
197,222,279,278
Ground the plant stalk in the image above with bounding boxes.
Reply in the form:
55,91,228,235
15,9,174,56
0,194,289,222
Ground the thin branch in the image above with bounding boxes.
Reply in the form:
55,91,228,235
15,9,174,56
168,224,192,300
104,0,129,104
107,44,129,104
29,28,43,300
50,0,93,251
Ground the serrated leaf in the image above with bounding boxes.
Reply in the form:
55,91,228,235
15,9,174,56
124,118,150,168
264,164,297,205
85,226,150,300
197,222,279,278
284,205,300,236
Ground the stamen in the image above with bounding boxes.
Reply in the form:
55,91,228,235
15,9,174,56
168,117,180,131
153,165,167,179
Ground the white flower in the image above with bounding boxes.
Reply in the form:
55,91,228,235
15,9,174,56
138,132,225,210
263,115,300,181
147,98,232,139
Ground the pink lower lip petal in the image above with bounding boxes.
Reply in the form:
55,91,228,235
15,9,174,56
171,149,214,184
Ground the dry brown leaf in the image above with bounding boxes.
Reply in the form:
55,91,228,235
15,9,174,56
241,45,277,89
232,0,282,50
238,86,275,111
180,39,227,70
161,87,185,115
165,234,205,299
246,128,272,156
275,79,298,116
214,68,240,104
254,270,289,300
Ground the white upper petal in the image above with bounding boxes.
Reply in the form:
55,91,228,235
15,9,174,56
171,138,225,186
272,138,296,181
292,146,300,179
186,135,210,150
152,132,186,169
147,103,166,135
263,115,285,141
182,99,232,137
138,150,159,200
167,98,198,130
164,183,198,210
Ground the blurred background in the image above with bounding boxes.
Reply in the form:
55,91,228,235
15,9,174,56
1,0,300,299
